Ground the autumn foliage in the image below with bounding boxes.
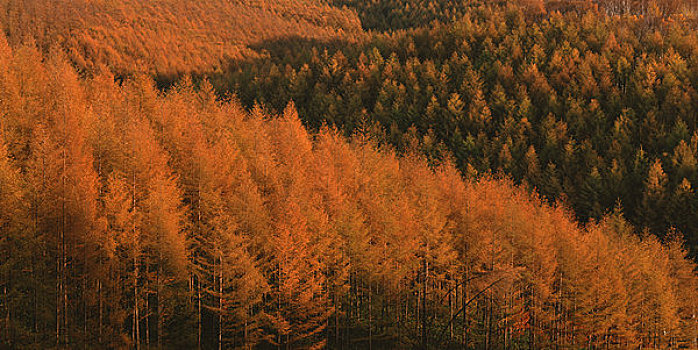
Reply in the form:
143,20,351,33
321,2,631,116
221,0,698,259
0,38,696,349
0,0,363,79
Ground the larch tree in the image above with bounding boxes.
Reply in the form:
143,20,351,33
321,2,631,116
399,152,457,347
639,159,669,236
102,172,136,346
178,89,269,348
665,231,698,348
123,111,187,349
21,51,100,347
264,103,333,349
0,125,28,346
314,127,367,347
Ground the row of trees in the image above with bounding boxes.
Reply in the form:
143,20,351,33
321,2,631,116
1,38,697,349
214,2,698,257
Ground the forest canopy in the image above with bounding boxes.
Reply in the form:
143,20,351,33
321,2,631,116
215,0,698,257
0,34,696,349
0,0,363,78
0,0,698,349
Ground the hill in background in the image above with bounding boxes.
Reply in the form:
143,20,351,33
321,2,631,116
0,0,363,78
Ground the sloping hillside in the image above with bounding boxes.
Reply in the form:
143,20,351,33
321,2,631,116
0,0,363,77
0,40,696,348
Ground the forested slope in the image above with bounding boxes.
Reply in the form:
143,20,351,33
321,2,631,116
219,2,698,257
1,0,698,349
0,36,697,349
0,0,363,79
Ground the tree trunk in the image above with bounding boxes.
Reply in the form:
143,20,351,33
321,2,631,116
422,259,428,349
449,284,453,343
146,276,150,349
134,253,140,350
277,264,282,350
368,282,372,350
98,279,102,344
83,269,87,348
133,173,140,350
3,281,9,344
463,268,469,349
157,264,163,349
57,254,61,348
218,254,223,350
244,307,249,350
61,105,71,347
197,278,201,350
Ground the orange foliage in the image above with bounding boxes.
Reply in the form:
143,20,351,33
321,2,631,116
0,0,363,78
0,39,697,349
